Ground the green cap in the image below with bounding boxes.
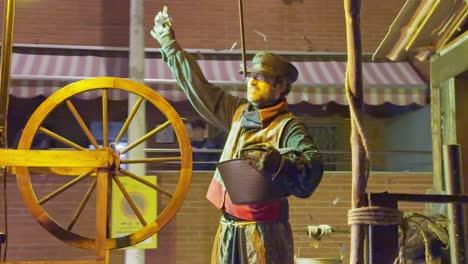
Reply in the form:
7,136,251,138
248,51,299,83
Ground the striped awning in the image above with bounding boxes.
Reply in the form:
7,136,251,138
9,51,427,105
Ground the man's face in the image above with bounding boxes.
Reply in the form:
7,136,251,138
246,73,285,107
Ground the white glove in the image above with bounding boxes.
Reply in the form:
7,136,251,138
150,6,174,46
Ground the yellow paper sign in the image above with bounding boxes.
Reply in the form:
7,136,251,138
111,176,157,249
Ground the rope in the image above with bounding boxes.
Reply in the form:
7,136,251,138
344,69,371,181
220,218,257,227
348,206,403,225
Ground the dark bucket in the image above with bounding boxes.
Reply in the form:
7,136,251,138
217,158,287,205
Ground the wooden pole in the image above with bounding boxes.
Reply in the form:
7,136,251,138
430,83,443,193
0,1,16,260
443,144,466,263
126,0,147,262
344,0,366,263
0,0,16,149
95,169,109,262
237,0,247,78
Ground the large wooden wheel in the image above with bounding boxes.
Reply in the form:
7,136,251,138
15,77,192,250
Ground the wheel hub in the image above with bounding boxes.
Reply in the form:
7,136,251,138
102,146,120,174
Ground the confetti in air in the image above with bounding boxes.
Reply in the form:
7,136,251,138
300,35,313,51
229,42,238,52
332,197,340,205
300,35,312,44
253,30,267,44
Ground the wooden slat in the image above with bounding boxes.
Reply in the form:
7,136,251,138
369,192,468,204
0,150,110,167
7,167,96,176
2,262,105,264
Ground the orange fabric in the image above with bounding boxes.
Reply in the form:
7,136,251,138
258,100,288,128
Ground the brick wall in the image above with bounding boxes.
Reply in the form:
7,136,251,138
0,0,405,53
0,171,433,263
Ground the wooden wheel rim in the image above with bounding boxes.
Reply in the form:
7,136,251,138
16,77,192,250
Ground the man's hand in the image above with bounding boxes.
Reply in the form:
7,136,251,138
241,143,284,180
150,6,175,46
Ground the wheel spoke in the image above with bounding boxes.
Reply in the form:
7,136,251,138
66,100,100,149
113,97,144,145
119,168,173,198
112,175,147,226
121,156,181,164
120,120,171,154
39,127,87,151
39,169,94,205
67,177,97,231
102,89,109,148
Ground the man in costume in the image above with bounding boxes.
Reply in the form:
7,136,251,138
151,7,324,264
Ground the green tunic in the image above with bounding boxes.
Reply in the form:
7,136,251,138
159,39,323,264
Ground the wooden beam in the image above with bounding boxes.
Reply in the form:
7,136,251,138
369,192,468,203
435,4,468,50
440,78,457,144
373,0,421,60
431,32,468,84
443,144,466,264
2,262,105,264
95,169,109,261
0,149,110,167
430,83,443,192
0,0,16,149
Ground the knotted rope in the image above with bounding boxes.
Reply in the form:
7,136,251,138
348,206,404,226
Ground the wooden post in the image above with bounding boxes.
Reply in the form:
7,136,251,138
368,193,399,264
430,83,443,193
95,169,109,261
0,1,16,260
344,0,366,263
0,0,16,148
443,144,466,263
127,0,147,262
